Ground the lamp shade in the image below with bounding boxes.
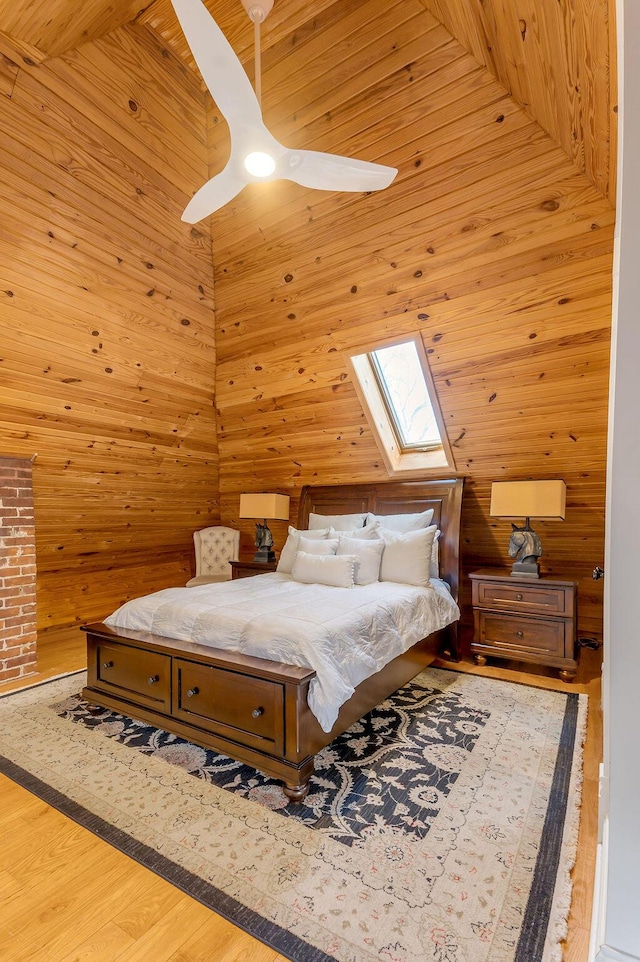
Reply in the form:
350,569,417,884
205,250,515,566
239,492,290,521
490,480,566,519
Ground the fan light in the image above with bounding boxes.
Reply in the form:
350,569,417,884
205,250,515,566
244,151,276,177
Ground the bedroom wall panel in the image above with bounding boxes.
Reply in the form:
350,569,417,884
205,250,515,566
0,23,219,637
211,0,612,643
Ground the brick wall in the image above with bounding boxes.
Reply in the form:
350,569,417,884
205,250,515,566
0,457,37,681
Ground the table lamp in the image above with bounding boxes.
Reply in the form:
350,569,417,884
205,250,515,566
239,492,290,563
490,480,566,577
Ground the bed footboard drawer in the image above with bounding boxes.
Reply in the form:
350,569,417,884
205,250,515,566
93,641,171,712
173,659,285,755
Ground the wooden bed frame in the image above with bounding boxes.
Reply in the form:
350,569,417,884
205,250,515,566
81,478,464,802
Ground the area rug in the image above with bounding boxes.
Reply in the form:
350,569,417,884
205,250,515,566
0,668,586,962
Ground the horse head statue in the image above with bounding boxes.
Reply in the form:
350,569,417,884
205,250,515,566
255,521,273,549
508,523,543,564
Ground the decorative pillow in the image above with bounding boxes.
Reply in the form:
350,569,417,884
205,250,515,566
430,529,441,578
298,537,339,556
277,526,330,574
337,536,384,585
378,525,438,587
365,508,435,533
328,523,380,540
291,551,356,588
308,511,366,530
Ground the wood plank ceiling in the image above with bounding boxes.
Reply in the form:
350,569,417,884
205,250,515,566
0,1,152,61
0,0,615,640
1,0,616,202
143,0,617,204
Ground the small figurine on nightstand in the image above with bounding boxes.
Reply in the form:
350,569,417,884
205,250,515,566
508,523,543,578
255,522,273,551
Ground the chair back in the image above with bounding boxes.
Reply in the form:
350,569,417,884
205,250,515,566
193,526,240,580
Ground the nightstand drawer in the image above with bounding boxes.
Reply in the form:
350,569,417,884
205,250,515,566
476,611,567,658
472,579,573,616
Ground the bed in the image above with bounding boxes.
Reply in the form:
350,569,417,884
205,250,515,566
81,478,464,801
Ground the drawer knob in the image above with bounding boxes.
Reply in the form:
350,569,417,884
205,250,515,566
187,687,199,698
102,661,114,669
252,707,264,719
516,593,523,601
148,674,160,685
516,630,524,639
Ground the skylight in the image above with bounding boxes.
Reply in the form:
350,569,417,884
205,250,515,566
369,341,441,451
348,335,455,478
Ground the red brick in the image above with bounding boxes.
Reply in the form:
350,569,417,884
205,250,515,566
1,622,29,636
1,575,34,588
2,495,33,507
1,644,24,659
0,662,36,682
15,592,37,604
0,458,36,669
0,628,27,643
0,665,26,681
2,651,36,668
2,611,31,624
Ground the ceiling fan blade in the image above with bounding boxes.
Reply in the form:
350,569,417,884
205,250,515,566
182,166,247,222
283,150,398,192
170,0,262,129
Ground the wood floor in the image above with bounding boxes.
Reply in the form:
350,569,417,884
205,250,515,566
0,628,602,962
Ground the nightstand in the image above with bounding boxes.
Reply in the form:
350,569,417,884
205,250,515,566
230,559,278,580
469,568,579,682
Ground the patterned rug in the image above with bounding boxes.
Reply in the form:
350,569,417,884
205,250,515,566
0,667,586,962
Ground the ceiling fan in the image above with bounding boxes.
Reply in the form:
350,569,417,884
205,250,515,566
170,0,398,223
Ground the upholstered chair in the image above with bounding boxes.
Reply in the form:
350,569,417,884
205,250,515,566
186,526,240,586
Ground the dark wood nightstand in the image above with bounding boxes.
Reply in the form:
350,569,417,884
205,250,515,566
230,559,278,580
469,567,579,682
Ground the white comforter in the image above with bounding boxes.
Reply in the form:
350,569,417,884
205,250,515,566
104,573,460,733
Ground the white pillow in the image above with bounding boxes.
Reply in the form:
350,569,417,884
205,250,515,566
291,551,356,588
337,536,384,585
308,511,366,530
366,508,435,533
328,523,380,540
431,529,441,578
298,537,339,556
277,526,330,574
379,525,438,587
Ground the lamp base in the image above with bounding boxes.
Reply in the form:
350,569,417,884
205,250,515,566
510,558,540,578
253,545,276,564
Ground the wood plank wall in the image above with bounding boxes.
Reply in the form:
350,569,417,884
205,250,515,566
209,0,613,641
0,23,219,636
0,0,613,645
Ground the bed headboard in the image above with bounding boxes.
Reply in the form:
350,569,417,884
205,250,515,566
298,478,464,601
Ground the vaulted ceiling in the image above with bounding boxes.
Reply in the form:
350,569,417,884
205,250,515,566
0,0,617,203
